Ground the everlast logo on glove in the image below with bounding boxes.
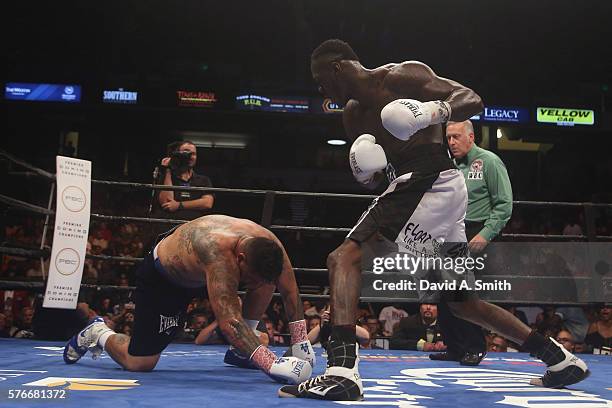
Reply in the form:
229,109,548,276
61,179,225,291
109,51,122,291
399,100,423,118
291,360,306,377
349,152,363,175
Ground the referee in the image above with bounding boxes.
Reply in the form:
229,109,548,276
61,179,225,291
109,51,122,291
430,119,513,365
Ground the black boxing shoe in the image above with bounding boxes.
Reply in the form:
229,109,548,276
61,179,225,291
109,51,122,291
277,367,363,400
429,351,461,362
278,342,363,401
460,351,487,366
529,338,590,388
224,347,258,369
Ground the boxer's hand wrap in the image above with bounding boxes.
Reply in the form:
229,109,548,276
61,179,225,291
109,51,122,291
381,99,452,141
288,320,316,368
349,134,388,184
250,345,312,384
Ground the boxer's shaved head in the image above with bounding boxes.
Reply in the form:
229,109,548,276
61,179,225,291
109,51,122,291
311,39,359,64
311,39,359,105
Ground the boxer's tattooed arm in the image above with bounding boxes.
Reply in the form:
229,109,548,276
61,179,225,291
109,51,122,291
206,257,261,356
225,318,261,355
275,250,304,322
112,334,130,346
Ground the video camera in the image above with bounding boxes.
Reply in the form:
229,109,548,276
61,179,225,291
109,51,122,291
169,150,192,170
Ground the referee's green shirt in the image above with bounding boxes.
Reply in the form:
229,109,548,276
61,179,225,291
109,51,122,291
455,145,513,241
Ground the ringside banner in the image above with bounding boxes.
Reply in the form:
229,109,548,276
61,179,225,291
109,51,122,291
537,107,595,126
469,106,529,123
43,156,91,309
5,82,81,103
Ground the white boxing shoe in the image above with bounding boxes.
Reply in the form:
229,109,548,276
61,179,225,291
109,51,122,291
63,316,112,364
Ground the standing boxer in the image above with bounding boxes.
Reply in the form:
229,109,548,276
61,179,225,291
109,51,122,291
279,39,588,400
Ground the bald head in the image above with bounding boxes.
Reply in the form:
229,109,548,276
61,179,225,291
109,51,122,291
446,120,475,159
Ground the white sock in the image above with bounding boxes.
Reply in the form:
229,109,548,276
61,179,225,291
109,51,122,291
98,330,116,349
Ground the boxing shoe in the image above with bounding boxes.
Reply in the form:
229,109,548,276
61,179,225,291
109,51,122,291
429,351,461,362
429,350,486,366
224,346,258,369
278,342,363,401
530,338,590,388
63,316,112,364
460,351,487,366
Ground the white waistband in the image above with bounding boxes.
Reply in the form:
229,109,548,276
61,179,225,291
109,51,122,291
153,241,161,260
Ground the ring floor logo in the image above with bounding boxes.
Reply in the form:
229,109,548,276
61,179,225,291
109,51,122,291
23,377,140,391
336,367,612,408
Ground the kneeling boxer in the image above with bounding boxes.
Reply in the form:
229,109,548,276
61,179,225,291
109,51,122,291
64,215,315,385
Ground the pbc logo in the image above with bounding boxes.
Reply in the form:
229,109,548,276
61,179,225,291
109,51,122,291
55,248,80,276
61,186,87,212
468,159,484,180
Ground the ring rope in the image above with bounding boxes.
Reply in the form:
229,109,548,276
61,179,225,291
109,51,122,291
0,149,55,180
0,245,598,281
3,149,612,207
0,194,53,216
3,193,610,240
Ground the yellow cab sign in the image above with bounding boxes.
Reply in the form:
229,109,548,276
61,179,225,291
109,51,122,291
536,107,594,126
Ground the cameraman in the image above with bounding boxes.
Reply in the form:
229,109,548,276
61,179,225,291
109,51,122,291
157,140,214,220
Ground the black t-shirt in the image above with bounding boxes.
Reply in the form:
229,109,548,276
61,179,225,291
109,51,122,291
156,171,214,221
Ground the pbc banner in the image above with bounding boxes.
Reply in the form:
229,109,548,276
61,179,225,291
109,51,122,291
43,156,91,309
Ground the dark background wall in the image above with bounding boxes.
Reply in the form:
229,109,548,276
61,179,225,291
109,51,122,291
2,0,612,203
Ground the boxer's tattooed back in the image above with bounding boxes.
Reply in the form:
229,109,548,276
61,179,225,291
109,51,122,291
179,222,221,265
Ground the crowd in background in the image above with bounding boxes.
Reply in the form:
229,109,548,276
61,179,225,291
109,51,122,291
2,200,611,285
1,284,611,356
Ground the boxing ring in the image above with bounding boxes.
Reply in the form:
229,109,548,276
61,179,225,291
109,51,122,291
1,149,611,407
1,340,612,407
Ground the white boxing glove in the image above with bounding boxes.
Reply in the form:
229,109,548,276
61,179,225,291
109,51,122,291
288,320,316,368
250,345,312,384
349,134,388,184
381,99,452,141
